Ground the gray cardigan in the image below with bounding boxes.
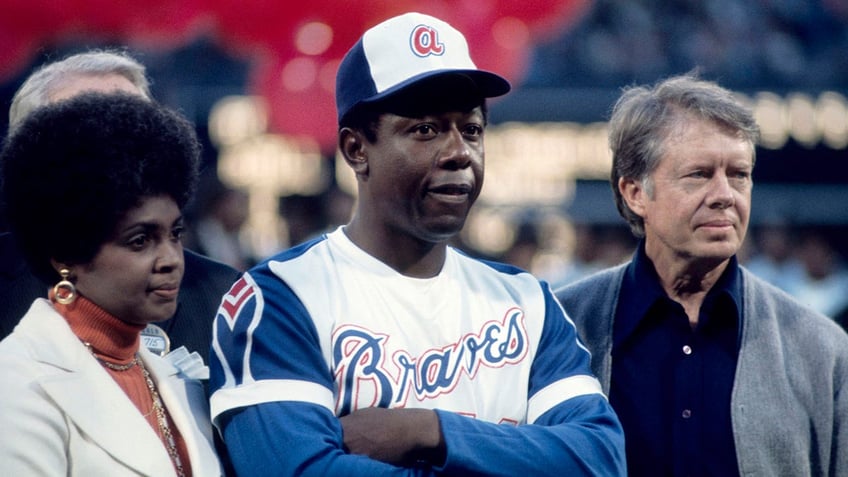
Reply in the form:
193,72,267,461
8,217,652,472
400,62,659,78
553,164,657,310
556,263,848,477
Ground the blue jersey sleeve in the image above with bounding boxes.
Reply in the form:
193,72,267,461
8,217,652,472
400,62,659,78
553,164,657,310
433,283,626,476
221,401,438,477
209,267,335,413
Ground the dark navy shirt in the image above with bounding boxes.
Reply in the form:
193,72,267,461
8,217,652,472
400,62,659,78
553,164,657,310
610,242,742,477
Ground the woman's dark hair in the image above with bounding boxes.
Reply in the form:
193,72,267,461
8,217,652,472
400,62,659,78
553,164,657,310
0,92,200,284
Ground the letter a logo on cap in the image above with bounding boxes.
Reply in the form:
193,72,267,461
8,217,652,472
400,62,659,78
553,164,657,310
410,24,445,57
335,12,510,122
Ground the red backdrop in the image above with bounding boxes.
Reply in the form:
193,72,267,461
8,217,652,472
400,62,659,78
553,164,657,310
0,1,590,151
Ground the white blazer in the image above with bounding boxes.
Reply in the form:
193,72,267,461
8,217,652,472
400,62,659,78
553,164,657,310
0,299,222,476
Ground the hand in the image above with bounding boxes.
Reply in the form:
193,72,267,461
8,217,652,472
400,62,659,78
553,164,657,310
340,407,445,465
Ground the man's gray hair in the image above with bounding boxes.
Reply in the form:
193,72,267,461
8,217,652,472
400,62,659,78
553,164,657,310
9,49,151,132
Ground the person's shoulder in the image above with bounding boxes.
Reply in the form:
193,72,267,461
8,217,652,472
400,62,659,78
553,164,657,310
452,250,550,292
555,263,627,300
743,268,848,348
0,301,60,375
455,250,527,276
274,234,329,262
0,232,14,248
0,232,15,248
236,235,333,290
245,235,332,281
183,248,240,277
179,248,242,304
0,329,30,365
0,334,49,407
742,267,817,314
0,232,29,278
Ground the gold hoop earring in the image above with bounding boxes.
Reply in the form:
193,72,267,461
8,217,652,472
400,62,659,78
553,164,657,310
53,268,77,305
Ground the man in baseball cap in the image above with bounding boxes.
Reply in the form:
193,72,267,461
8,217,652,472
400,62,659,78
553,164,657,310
209,12,625,476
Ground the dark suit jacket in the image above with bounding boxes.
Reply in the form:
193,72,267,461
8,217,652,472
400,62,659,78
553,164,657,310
0,232,240,364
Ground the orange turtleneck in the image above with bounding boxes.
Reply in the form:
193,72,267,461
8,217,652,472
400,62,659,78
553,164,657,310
56,295,192,477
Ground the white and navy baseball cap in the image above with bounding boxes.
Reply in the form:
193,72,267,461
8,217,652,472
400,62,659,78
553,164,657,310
335,12,511,123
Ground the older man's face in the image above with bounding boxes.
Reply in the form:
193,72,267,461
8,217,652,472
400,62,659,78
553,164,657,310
625,115,754,268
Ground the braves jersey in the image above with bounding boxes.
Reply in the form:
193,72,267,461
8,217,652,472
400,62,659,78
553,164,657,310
209,227,624,476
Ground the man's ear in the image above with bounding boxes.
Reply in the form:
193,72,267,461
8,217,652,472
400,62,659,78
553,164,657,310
339,127,369,177
619,176,647,218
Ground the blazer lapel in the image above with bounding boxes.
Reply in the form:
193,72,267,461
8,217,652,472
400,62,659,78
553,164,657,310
22,301,177,476
140,348,221,476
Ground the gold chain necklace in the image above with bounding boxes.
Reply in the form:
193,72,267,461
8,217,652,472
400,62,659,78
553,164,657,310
82,341,186,477
137,358,186,477
82,341,139,371
98,356,139,371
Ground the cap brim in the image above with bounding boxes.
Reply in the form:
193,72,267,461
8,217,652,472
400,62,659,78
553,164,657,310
361,69,511,108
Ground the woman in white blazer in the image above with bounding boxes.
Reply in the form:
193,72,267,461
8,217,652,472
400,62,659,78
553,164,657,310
0,93,222,476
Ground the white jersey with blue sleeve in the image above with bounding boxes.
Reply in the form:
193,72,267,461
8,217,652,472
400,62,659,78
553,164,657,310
209,227,624,476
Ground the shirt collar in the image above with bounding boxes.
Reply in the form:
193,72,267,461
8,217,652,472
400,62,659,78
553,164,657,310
615,240,743,348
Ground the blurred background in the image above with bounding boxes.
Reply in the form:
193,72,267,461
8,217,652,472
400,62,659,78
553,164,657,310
1,1,847,324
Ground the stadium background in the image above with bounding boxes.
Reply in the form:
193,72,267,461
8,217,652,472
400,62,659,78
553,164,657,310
1,1,846,319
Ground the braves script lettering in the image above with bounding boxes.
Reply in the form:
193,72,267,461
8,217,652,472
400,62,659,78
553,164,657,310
332,308,527,415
